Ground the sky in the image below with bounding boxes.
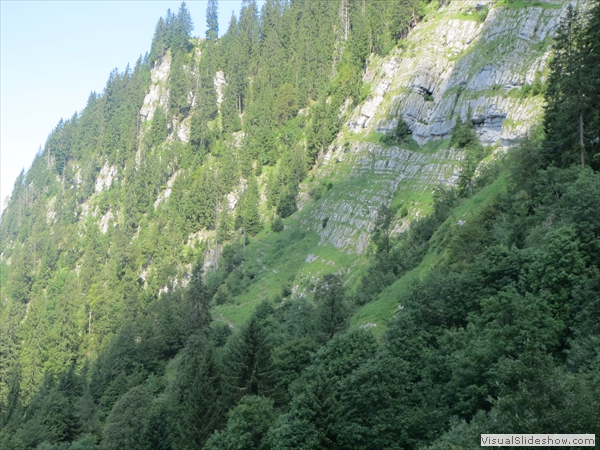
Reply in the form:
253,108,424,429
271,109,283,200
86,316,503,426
1,0,257,212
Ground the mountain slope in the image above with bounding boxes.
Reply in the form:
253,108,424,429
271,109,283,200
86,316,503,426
2,0,599,448
214,0,574,328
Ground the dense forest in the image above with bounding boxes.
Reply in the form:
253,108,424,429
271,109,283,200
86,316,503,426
1,0,599,449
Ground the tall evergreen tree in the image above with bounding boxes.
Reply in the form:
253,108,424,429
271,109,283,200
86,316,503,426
149,17,168,65
315,274,349,342
206,0,219,40
241,176,262,236
225,315,273,400
169,52,191,117
176,340,226,449
543,4,600,168
172,2,194,54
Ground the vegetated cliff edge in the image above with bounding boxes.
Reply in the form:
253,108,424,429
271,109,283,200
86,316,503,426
214,0,575,323
296,0,568,255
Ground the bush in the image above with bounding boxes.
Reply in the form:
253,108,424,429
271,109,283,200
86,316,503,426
450,118,478,149
277,189,297,218
271,216,284,233
381,119,411,145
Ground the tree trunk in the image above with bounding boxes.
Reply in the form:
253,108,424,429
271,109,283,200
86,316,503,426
580,113,585,167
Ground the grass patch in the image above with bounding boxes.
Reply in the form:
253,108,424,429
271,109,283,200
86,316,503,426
350,171,509,337
497,0,562,10
420,138,452,154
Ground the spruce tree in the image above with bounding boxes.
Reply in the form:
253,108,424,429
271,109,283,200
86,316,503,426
206,0,219,40
544,5,588,167
149,17,168,65
242,176,262,236
185,258,212,336
172,2,194,53
176,341,226,449
169,52,190,117
315,274,349,342
225,315,273,400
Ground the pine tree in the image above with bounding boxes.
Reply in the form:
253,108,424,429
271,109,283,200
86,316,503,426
274,83,299,125
315,274,349,342
149,17,168,65
242,176,262,236
206,0,219,40
147,106,168,148
172,2,194,54
581,2,600,169
544,5,589,167
176,341,226,449
169,52,190,117
221,84,242,134
185,258,212,336
225,315,273,400
102,386,152,450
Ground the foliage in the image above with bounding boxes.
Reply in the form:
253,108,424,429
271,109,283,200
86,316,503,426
381,118,411,145
204,395,275,450
2,1,600,449
543,3,600,169
270,216,284,233
314,274,350,342
205,0,219,41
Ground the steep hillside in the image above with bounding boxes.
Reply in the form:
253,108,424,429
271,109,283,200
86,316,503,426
2,0,599,448
218,0,572,327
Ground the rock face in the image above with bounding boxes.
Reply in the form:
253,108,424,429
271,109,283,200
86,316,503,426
305,142,462,254
154,170,181,209
95,162,117,193
349,0,572,147
214,70,226,105
139,53,171,122
306,0,575,254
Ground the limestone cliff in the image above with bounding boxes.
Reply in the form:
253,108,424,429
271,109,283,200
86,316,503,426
350,0,569,146
302,0,574,255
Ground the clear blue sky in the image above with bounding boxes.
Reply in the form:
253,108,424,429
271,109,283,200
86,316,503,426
1,1,256,211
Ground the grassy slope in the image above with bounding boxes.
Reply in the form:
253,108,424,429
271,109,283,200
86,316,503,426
351,172,508,338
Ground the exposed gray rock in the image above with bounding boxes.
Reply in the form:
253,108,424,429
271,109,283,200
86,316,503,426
95,162,117,193
347,0,575,147
139,53,171,122
154,170,181,209
305,142,462,254
214,70,226,105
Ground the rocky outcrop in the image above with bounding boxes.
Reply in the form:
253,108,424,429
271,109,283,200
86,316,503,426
139,52,171,122
95,162,117,193
154,170,181,209
304,142,462,254
304,1,576,255
349,0,573,147
214,70,226,105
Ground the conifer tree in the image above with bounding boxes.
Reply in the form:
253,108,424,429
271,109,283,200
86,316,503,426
176,341,226,449
102,386,152,450
147,106,168,148
241,176,262,236
225,315,273,400
222,84,242,134
149,17,168,65
206,0,219,40
315,274,349,342
185,258,212,336
543,4,600,168
172,2,194,53
169,52,191,117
